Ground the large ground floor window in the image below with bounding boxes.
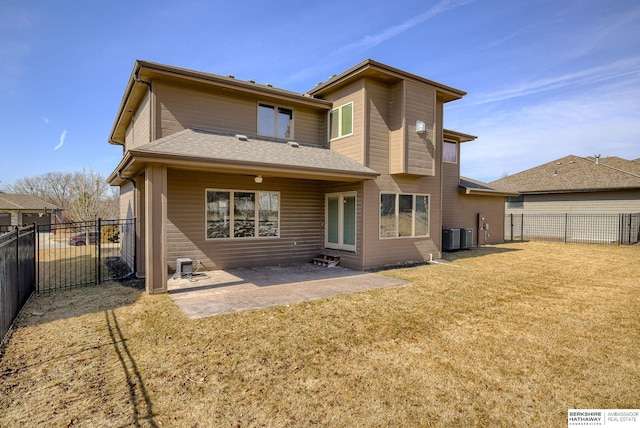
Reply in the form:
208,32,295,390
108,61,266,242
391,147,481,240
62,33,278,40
380,193,429,238
206,189,279,239
325,192,356,252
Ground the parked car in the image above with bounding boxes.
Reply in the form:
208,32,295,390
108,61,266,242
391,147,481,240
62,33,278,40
68,231,98,246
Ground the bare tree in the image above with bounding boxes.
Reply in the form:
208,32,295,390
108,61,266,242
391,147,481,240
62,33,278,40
3,169,118,222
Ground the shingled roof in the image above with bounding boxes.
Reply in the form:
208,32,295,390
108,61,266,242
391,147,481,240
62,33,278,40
117,128,379,182
0,193,59,210
490,155,640,194
459,176,518,196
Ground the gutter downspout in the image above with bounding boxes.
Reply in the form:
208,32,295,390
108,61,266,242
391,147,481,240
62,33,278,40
117,169,138,277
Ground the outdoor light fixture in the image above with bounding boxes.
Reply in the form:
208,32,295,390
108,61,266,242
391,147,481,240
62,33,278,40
416,120,426,133
255,175,263,184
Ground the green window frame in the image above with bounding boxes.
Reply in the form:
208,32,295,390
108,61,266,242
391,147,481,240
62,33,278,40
206,189,280,239
329,102,353,140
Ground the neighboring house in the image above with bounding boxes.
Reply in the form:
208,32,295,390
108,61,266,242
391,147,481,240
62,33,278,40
107,59,508,293
0,192,60,230
491,155,640,214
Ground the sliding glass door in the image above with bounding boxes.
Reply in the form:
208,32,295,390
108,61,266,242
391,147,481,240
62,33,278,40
325,192,356,252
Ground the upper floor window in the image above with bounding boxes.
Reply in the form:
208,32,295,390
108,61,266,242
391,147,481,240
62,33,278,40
443,140,457,163
258,103,293,139
329,102,353,140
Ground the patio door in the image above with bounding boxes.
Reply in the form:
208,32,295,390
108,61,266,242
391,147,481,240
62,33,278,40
325,192,356,252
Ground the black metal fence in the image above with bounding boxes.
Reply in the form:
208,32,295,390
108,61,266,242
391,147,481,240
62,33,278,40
0,225,36,346
505,213,640,245
37,218,136,292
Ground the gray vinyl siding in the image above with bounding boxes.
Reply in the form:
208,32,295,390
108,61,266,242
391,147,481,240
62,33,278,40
155,81,326,145
505,191,640,215
166,169,327,270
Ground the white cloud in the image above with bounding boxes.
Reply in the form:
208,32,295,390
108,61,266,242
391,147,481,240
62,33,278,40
456,72,640,182
43,117,49,124
54,130,67,151
473,56,640,105
336,0,475,53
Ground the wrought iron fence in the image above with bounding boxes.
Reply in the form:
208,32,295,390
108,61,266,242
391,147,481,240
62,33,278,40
505,213,640,245
37,218,136,292
0,224,36,346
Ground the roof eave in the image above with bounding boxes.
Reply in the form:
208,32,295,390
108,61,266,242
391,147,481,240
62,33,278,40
113,150,379,183
307,59,466,102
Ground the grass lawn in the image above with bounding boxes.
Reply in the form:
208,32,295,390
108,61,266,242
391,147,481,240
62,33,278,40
1,241,639,427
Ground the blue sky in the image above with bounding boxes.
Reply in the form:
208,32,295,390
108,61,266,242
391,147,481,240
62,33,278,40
1,0,639,185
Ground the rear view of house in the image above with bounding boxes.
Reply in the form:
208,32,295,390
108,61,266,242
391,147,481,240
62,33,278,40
108,59,508,293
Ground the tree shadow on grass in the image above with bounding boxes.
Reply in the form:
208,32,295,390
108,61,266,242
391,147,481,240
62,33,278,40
106,310,158,427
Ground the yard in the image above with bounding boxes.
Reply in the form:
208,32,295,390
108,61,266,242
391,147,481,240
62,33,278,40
1,242,638,427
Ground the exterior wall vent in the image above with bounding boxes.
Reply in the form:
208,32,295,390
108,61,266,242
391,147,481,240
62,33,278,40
236,134,248,141
287,141,299,148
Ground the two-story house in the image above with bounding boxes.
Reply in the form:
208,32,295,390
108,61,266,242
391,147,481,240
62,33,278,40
108,59,510,293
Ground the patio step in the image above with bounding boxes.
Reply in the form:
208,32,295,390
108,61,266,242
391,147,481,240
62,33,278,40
313,254,340,267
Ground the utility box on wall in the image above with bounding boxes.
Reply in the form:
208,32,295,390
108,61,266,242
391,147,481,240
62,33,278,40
442,228,461,251
460,228,473,249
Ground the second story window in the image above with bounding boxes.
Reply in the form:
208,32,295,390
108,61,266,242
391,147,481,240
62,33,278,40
443,140,457,163
329,102,353,140
258,103,293,139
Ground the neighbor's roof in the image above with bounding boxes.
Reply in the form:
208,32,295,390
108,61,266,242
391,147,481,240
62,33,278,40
109,129,380,184
490,155,640,194
0,193,59,210
459,177,518,197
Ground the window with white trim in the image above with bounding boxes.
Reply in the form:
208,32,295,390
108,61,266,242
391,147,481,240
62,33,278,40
329,102,353,140
380,193,429,238
206,189,280,239
258,103,293,139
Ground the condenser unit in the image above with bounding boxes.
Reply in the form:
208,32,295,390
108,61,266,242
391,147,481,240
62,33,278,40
442,228,461,251
460,228,474,250
175,258,193,278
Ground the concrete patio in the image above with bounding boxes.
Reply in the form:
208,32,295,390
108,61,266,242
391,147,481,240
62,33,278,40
167,263,407,319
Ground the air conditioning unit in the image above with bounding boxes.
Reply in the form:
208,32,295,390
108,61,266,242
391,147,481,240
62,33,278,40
175,258,193,278
460,228,474,250
442,228,461,251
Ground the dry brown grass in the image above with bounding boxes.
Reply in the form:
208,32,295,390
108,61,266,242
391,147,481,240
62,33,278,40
1,242,639,427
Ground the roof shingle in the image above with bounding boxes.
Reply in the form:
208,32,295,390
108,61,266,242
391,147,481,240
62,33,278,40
131,129,379,179
490,155,640,193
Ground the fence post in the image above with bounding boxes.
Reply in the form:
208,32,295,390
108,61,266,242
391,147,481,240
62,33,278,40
520,213,524,241
33,223,37,294
564,213,568,243
97,218,102,284
509,213,513,241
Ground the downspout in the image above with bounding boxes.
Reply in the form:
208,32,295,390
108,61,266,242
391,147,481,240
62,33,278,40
117,169,138,277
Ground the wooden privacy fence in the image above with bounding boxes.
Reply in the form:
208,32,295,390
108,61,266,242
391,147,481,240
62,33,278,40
505,213,640,245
